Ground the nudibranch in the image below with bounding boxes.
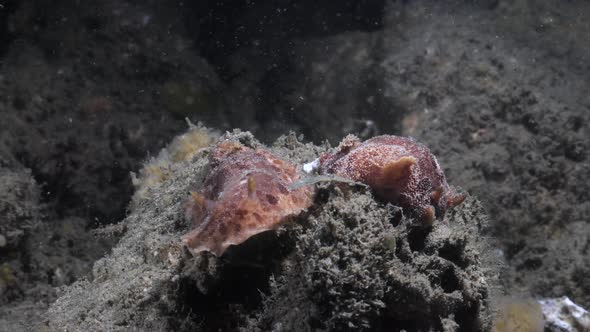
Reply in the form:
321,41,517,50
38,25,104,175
182,140,313,256
319,135,465,224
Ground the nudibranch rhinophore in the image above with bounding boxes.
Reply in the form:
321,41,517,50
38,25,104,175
182,140,313,256
319,135,465,224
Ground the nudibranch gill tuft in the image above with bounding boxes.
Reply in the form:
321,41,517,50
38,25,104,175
182,140,313,256
319,135,465,224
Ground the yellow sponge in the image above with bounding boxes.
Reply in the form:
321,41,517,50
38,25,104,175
492,298,544,332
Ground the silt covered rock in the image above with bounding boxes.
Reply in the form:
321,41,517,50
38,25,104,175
43,129,497,331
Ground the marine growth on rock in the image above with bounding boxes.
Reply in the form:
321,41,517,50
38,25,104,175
182,140,313,256
320,134,465,224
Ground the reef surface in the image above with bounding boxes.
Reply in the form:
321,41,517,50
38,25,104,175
42,130,497,331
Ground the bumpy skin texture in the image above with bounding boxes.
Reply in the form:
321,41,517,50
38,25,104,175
182,140,313,256
320,135,465,224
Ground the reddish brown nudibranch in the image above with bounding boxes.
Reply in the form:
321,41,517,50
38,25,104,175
182,141,313,256
320,135,465,224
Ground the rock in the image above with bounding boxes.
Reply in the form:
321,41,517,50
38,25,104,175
540,297,590,332
43,129,498,331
